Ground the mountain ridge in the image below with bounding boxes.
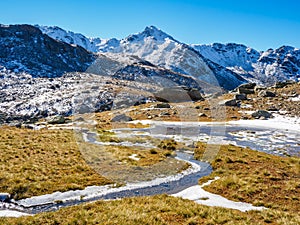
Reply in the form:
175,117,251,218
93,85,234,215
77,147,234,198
35,24,300,85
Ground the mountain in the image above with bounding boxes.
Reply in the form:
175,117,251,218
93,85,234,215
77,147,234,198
36,25,300,86
36,25,120,53
0,24,95,77
99,26,246,91
36,25,246,90
192,43,300,84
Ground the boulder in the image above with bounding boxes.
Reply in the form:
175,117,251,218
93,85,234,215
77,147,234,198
154,87,203,103
187,88,204,101
258,90,276,97
238,83,257,89
111,114,133,122
48,115,66,124
267,106,279,111
254,86,266,92
274,80,295,88
237,87,255,94
236,83,256,95
251,110,273,119
155,103,171,108
235,93,247,100
219,99,238,107
159,112,171,116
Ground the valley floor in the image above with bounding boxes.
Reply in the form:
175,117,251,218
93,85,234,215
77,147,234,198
0,82,299,224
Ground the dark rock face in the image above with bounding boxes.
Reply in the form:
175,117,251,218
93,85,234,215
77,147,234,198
252,110,273,119
113,65,202,90
0,24,95,77
111,114,133,122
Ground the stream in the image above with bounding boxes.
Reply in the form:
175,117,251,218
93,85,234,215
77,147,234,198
1,117,299,215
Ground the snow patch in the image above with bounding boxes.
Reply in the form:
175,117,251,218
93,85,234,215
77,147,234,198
0,210,31,217
172,177,266,212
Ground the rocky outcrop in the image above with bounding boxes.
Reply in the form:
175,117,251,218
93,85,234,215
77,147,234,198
154,86,204,103
0,24,95,77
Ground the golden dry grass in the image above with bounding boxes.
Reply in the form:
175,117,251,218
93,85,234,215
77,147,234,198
0,126,112,200
196,143,300,214
2,194,300,225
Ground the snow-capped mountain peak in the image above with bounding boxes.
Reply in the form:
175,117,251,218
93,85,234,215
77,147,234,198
123,25,176,44
28,24,300,86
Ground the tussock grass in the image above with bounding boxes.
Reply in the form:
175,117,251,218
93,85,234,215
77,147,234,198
196,142,300,216
0,126,112,200
2,195,300,224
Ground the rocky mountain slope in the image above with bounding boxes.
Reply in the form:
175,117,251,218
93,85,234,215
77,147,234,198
39,25,246,90
1,24,300,122
193,43,300,84
0,24,95,77
38,25,300,86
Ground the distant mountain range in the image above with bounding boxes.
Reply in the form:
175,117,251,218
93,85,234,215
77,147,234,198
1,24,299,122
1,24,300,90
36,24,300,86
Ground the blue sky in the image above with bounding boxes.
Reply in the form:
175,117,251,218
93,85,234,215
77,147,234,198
1,0,300,50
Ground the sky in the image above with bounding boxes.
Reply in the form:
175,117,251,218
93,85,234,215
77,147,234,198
1,0,300,50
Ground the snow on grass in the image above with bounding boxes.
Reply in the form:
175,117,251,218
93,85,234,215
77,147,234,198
130,113,300,131
128,154,140,161
228,113,300,131
172,177,266,212
0,210,31,218
16,154,201,207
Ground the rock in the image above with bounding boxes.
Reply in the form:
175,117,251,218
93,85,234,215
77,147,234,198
237,87,255,94
254,86,266,92
0,193,10,202
258,90,276,97
154,87,203,103
236,83,256,95
187,88,204,101
219,99,238,107
111,114,133,122
267,106,279,111
22,124,36,129
238,83,257,89
155,103,171,108
235,93,247,100
198,113,207,117
251,110,273,119
274,80,295,88
159,112,171,116
48,115,66,124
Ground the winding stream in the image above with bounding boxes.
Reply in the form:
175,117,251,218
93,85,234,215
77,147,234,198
0,130,212,215
1,117,299,215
